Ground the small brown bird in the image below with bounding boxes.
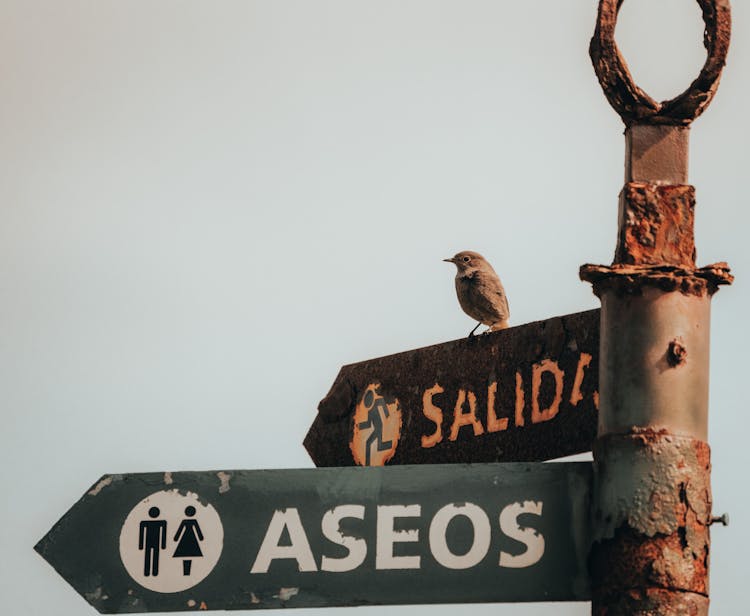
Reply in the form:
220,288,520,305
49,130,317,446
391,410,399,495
444,250,510,337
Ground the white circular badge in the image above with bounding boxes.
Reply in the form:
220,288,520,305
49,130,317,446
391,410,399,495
119,490,223,593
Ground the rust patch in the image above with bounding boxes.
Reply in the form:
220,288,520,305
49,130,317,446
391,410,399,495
580,261,733,297
615,184,696,267
589,524,709,596
591,433,712,613
667,338,688,366
590,0,731,126
592,587,709,616
593,432,712,536
629,426,671,446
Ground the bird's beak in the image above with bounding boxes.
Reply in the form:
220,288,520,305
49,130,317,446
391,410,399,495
443,257,455,263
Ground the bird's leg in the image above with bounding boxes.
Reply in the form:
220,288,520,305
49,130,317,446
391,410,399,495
468,322,482,338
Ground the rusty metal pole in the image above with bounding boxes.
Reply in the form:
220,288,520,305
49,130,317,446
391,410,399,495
581,1,733,614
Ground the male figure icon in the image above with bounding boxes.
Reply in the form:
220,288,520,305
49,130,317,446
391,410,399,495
138,506,167,577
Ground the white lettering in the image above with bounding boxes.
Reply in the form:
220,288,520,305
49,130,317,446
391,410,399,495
250,508,317,573
498,501,545,568
429,503,491,569
376,505,421,570
320,505,367,572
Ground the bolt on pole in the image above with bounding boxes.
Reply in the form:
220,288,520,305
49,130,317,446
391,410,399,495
581,1,732,614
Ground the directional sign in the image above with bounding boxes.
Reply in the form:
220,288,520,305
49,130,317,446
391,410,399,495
305,309,599,467
36,463,592,613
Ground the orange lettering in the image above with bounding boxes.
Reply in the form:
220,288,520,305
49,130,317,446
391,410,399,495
515,371,525,427
531,359,564,424
486,381,508,432
570,352,593,406
421,383,445,448
449,389,484,441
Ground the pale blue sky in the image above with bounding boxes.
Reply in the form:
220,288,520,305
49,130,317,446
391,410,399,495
2,1,749,614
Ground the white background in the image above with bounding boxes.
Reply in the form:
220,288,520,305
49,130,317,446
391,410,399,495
2,1,749,614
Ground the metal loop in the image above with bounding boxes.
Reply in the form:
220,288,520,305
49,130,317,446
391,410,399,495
590,0,731,126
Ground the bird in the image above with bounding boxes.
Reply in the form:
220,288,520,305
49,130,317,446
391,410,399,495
444,250,510,337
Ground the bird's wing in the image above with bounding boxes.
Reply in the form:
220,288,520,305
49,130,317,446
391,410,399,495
496,285,510,318
476,274,510,320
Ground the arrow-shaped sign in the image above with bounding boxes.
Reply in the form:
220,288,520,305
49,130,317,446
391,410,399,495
36,463,592,613
305,309,600,467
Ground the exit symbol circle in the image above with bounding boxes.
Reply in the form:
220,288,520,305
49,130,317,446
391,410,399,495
349,383,402,466
119,490,223,593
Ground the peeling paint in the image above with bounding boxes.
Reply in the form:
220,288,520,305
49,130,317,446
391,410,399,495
250,592,260,604
592,432,711,540
83,586,108,602
164,472,173,485
88,476,113,496
273,587,299,602
590,429,712,609
217,472,231,493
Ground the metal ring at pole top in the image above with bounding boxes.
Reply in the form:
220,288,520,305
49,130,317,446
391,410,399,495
590,0,731,126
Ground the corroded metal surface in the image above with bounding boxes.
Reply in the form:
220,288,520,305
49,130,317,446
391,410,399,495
590,431,711,615
590,0,731,126
591,431,711,540
580,177,734,296
592,589,708,616
585,2,733,611
615,183,696,267
580,262,733,297
305,310,599,467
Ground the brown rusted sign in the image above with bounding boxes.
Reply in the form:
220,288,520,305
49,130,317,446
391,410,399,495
305,309,599,467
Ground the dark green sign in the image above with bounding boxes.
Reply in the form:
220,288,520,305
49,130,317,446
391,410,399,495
36,463,592,613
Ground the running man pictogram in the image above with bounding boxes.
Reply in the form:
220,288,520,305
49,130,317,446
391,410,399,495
349,384,402,466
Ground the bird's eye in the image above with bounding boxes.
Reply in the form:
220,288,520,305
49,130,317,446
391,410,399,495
462,256,471,262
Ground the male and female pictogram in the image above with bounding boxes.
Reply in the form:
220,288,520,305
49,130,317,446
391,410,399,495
138,505,204,577
120,490,223,593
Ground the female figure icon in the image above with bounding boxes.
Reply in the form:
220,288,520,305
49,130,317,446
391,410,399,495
173,506,204,575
